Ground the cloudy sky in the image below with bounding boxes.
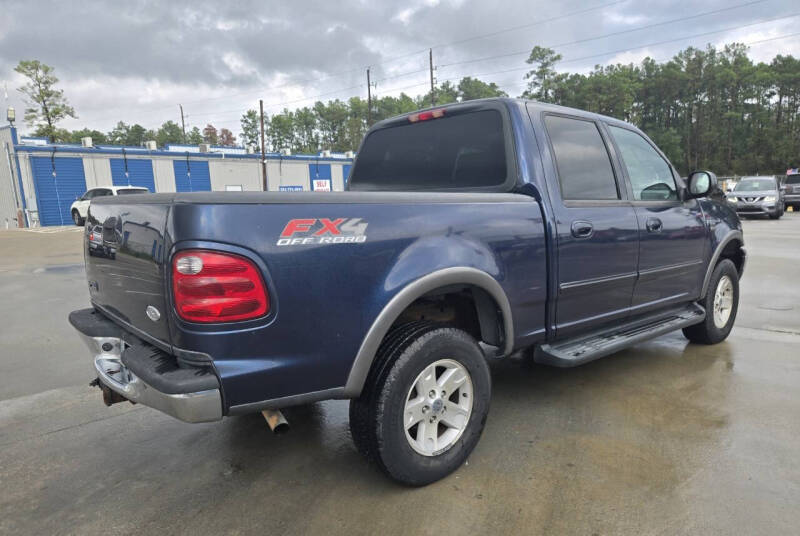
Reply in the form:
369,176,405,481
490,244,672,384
1,0,799,139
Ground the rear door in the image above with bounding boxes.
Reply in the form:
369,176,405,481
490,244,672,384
110,158,155,192
31,156,87,226
539,113,640,337
605,124,707,312
173,160,211,192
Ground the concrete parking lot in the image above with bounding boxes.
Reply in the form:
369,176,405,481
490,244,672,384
2,216,799,535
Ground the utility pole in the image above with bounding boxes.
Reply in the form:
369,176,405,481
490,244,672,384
259,99,267,191
366,68,373,127
179,104,187,143
429,48,436,107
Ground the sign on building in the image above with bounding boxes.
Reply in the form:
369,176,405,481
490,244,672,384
312,179,332,192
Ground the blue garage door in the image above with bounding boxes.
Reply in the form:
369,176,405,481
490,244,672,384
110,158,155,192
173,159,211,192
309,163,332,191
31,156,87,226
342,164,352,187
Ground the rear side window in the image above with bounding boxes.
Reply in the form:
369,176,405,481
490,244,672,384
93,189,112,198
545,115,619,200
349,109,508,190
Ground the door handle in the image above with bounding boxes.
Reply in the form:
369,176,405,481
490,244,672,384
571,221,594,238
646,217,663,233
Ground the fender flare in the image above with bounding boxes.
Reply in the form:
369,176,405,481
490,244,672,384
701,230,744,297
342,267,514,397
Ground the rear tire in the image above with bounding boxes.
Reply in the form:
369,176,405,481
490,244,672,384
682,259,739,344
349,322,491,486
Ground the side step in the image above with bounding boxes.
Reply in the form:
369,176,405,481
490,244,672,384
534,303,705,367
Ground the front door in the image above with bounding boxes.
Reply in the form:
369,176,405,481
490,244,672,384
605,124,707,313
539,113,640,338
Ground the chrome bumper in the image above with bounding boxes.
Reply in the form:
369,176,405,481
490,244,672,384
78,333,222,423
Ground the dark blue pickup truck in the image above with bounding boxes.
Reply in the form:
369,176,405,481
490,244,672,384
70,98,745,485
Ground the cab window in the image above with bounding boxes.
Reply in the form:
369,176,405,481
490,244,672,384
544,115,619,201
608,125,677,201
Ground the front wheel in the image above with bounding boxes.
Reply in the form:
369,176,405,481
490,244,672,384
682,259,739,344
349,322,491,486
72,210,84,226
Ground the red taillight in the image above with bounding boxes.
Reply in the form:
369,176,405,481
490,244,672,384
408,108,445,123
172,250,269,323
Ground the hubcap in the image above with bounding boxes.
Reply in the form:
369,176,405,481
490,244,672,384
403,358,473,457
712,275,734,328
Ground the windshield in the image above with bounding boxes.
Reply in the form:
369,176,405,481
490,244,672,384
786,175,800,185
349,109,509,191
116,188,149,195
734,178,775,192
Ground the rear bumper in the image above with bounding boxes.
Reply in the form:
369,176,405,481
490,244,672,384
69,308,222,423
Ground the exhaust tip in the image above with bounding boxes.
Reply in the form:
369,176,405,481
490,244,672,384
261,409,290,434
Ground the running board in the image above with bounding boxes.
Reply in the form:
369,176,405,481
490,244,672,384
534,303,705,367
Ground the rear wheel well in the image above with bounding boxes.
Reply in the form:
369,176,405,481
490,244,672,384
719,239,744,276
391,285,505,351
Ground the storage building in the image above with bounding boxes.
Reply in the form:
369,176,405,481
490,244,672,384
0,127,354,227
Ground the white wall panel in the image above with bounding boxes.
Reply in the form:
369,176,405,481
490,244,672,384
209,159,262,191
153,158,176,192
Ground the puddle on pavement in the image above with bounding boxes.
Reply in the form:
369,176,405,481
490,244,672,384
32,264,84,274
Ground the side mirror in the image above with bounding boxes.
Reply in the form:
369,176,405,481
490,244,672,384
687,170,715,198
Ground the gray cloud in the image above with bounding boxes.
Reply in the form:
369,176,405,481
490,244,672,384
1,0,798,134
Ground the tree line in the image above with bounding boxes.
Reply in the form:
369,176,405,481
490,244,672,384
13,42,800,175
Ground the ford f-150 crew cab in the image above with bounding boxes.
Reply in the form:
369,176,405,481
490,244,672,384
69,98,745,485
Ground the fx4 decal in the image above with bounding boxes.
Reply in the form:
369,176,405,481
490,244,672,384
277,218,368,246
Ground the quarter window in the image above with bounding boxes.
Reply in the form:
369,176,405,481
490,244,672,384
608,125,676,201
91,189,112,198
545,115,619,201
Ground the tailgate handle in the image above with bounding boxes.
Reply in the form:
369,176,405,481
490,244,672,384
571,221,594,238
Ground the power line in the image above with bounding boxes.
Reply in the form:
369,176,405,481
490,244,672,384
375,24,800,98
73,0,629,122
385,0,630,59
497,29,800,95
183,12,800,127
439,0,771,69
72,0,790,129
184,66,435,124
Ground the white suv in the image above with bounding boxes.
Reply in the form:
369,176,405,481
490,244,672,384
70,186,150,226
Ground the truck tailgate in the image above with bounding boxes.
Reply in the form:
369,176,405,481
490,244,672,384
84,196,172,346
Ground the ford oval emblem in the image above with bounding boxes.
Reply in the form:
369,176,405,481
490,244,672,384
146,305,161,322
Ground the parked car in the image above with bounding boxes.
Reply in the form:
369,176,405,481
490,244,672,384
69,98,745,485
784,172,800,211
726,176,785,219
70,186,150,226
85,224,117,259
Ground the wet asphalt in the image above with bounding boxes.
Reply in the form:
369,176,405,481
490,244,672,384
1,215,799,535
